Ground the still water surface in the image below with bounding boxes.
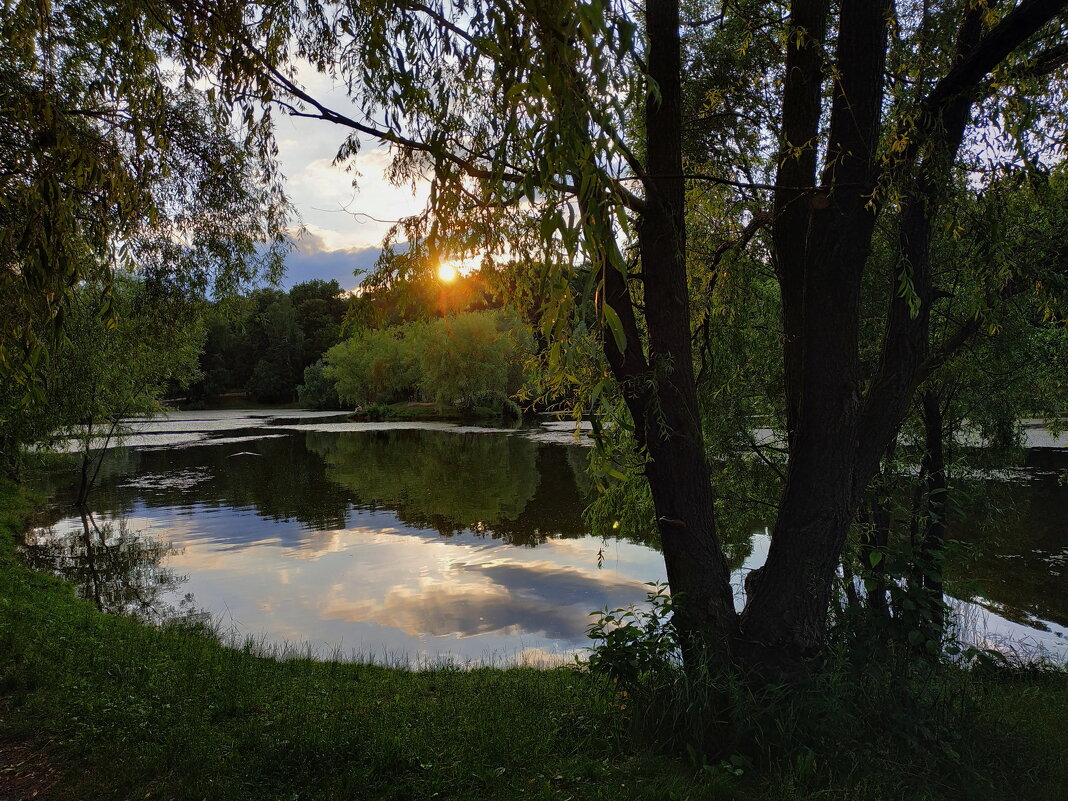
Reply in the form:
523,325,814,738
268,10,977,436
22,411,1068,664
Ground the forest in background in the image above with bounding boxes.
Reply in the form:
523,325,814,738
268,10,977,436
181,264,529,413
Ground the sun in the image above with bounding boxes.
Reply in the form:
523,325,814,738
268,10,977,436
437,262,458,282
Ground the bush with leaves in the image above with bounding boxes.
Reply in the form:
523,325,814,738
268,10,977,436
586,583,681,689
417,311,530,409
323,326,423,407
296,360,342,410
323,310,530,410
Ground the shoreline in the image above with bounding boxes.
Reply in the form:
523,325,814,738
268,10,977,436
2,480,1066,800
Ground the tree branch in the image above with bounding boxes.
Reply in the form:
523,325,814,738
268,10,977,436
930,0,1067,105
259,48,649,213
903,0,1068,167
397,1,478,46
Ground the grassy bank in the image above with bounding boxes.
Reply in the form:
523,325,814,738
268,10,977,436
0,480,698,801
1,480,1066,800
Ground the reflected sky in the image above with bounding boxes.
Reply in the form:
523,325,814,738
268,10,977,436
24,411,1068,664
29,413,661,663
46,504,668,663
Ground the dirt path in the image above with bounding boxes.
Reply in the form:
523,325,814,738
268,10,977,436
0,739,60,801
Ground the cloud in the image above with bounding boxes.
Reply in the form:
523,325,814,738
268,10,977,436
274,87,430,253
277,230,382,291
263,60,433,280
462,560,648,610
315,554,651,642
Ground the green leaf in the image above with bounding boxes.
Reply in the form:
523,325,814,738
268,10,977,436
603,303,626,353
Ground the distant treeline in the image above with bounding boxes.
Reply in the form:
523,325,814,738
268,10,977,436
185,269,511,409
185,279,350,405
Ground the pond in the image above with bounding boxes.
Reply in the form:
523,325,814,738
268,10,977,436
21,411,1068,665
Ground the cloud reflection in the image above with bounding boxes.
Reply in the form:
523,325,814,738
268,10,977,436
319,557,650,642
462,560,647,610
321,582,583,639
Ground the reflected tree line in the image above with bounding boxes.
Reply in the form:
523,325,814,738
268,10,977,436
24,430,1066,631
21,511,194,624
38,430,600,546
309,430,544,542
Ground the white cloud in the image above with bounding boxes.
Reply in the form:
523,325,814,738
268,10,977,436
271,65,431,252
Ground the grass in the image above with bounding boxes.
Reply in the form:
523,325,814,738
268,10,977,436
1,478,1066,801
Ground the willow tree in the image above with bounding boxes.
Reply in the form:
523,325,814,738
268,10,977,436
0,0,289,436
0,0,294,480
745,0,1068,667
45,279,204,506
162,0,1068,671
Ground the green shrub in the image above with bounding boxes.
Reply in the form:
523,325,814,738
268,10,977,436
297,359,343,409
324,325,423,406
418,312,513,408
323,311,531,411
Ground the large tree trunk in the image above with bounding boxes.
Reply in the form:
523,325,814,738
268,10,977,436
635,0,737,653
738,0,890,669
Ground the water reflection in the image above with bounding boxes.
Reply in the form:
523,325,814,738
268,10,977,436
38,429,594,549
21,512,193,623
25,420,668,661
317,552,649,642
310,430,539,536
20,412,1068,663
307,429,593,544
950,449,1068,629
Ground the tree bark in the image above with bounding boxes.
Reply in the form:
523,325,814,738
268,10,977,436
602,0,739,655
739,0,891,669
772,0,830,448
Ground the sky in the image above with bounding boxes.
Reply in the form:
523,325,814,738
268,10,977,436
270,68,429,292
